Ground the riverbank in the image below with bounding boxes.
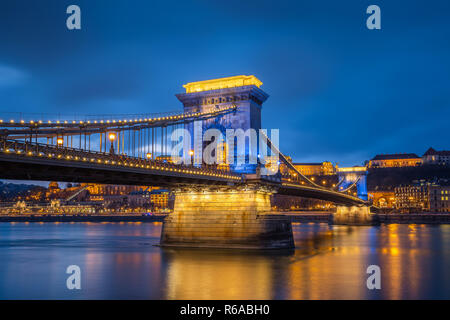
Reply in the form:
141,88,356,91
0,214,166,223
1,212,450,224
282,211,450,224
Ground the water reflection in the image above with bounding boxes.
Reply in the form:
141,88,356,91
0,222,449,299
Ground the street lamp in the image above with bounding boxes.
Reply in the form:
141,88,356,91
56,137,64,147
146,152,152,160
189,149,194,165
108,132,116,154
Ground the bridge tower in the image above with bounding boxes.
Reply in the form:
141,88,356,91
336,166,368,201
176,75,269,174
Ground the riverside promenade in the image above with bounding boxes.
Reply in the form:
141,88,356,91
0,212,450,224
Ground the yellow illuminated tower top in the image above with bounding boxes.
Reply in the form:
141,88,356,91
182,75,263,93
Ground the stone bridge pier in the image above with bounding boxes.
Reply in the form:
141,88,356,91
331,205,380,225
159,183,294,249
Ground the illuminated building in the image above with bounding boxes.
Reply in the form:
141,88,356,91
85,184,147,201
394,185,429,211
47,181,60,192
369,153,422,168
429,186,450,212
368,191,396,208
292,162,335,176
155,155,181,164
149,189,172,210
119,188,172,211
422,147,450,165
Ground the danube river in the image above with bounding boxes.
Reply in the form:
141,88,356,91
0,222,449,299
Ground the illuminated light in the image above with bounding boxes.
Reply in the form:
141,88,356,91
79,121,83,124
87,121,90,124
106,120,110,123
48,120,51,124
146,152,152,160
189,150,194,156
108,132,116,141
10,120,14,123
94,120,97,123
337,166,367,173
72,121,76,124
30,120,34,124
57,120,60,124
0,119,2,123
56,137,64,146
64,121,68,124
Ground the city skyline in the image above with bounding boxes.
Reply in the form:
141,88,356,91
0,1,449,167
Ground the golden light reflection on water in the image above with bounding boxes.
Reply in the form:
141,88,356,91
1,222,449,299
160,223,449,299
164,249,275,299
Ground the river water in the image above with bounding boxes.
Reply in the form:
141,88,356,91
0,222,449,299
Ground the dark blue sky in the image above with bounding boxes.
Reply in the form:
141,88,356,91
0,0,449,167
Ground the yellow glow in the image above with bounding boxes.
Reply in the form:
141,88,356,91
337,166,367,172
183,75,263,93
108,133,116,141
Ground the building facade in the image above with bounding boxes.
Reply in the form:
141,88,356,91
429,186,450,212
394,185,429,210
368,191,396,208
369,153,422,168
292,162,335,176
422,147,450,165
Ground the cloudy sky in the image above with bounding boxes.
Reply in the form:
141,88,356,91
0,0,449,171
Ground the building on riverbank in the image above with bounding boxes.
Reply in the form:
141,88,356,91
369,153,422,168
429,185,450,212
394,183,450,212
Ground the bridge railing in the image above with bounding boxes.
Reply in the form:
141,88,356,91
0,138,242,181
0,110,184,124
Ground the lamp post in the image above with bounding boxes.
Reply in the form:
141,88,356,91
108,132,116,154
146,152,152,160
189,149,194,165
56,137,64,148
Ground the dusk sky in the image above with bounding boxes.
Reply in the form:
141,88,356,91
1,0,449,169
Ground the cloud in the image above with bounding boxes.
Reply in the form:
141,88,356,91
0,64,28,87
